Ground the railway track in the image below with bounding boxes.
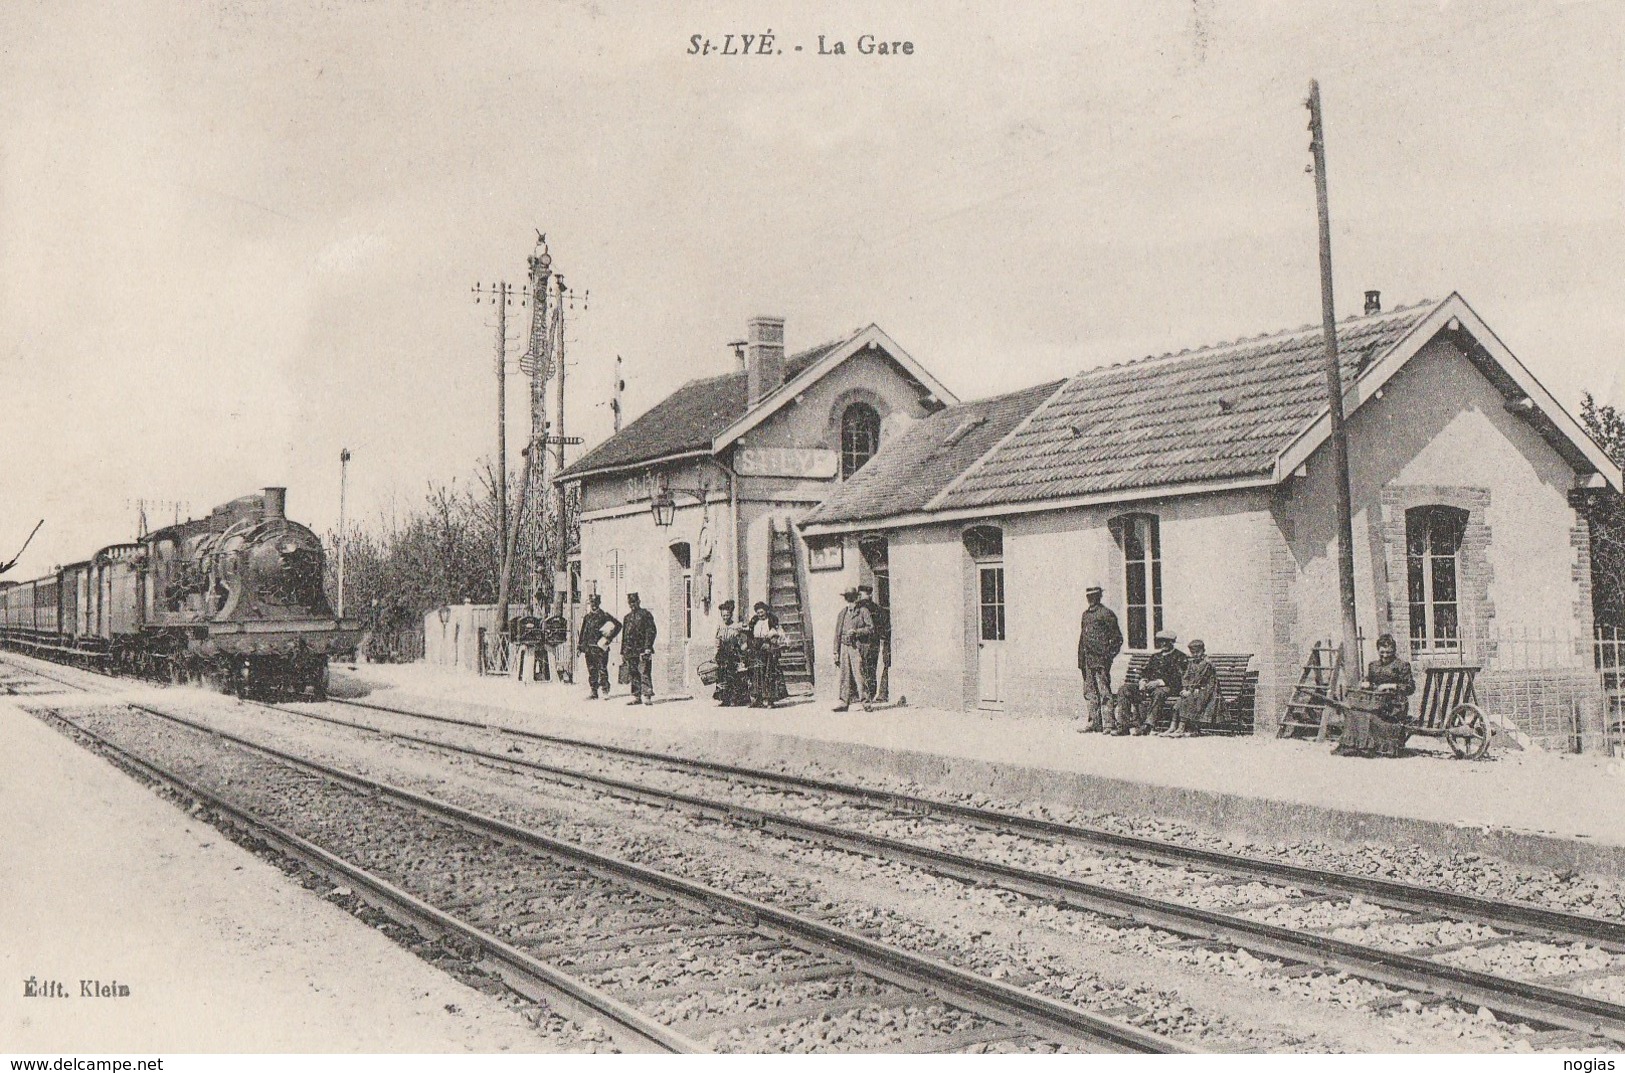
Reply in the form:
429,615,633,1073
10,650,1625,1049
14,672,1183,1054
233,689,1625,1048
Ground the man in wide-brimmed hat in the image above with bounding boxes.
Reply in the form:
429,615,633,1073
832,585,875,712
1076,583,1122,732
1114,629,1185,735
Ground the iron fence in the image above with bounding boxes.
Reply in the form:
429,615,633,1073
1596,625,1625,756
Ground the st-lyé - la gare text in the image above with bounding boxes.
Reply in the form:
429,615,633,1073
687,32,914,57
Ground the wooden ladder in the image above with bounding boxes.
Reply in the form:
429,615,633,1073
1276,640,1343,740
767,518,813,693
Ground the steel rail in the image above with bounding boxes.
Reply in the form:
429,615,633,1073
94,699,1188,1054
256,698,1625,1041
34,708,700,1054
323,694,1625,949
19,654,1625,1041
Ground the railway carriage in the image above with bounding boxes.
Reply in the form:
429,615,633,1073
0,488,359,697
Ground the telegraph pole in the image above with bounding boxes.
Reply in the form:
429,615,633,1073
612,355,625,433
337,447,351,618
471,280,519,566
497,238,552,633
1307,79,1360,675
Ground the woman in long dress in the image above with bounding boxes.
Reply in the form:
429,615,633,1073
713,601,750,707
1335,633,1416,758
745,601,788,708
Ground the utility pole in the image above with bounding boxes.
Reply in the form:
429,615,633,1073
612,355,625,433
471,279,520,572
498,237,552,634
338,447,351,618
524,238,553,615
551,273,571,602
1307,79,1360,676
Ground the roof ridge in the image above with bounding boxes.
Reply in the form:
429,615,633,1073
922,377,1072,511
1069,298,1443,384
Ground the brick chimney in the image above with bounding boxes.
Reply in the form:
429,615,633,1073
746,316,785,405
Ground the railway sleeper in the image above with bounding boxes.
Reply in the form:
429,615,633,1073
687,989,929,1036
612,962,856,1004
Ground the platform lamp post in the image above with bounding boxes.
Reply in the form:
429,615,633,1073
338,447,351,619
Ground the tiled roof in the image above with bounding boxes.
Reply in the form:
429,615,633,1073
802,379,1066,527
561,334,856,477
934,302,1440,511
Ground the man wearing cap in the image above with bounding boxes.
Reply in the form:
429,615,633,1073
1076,584,1122,732
832,586,876,712
578,594,620,700
1115,630,1186,735
856,583,890,704
621,592,657,705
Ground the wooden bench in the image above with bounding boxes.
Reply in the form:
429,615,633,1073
1122,651,1257,734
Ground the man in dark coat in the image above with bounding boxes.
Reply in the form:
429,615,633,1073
578,594,620,700
832,587,875,712
1076,584,1122,732
857,583,890,703
1114,629,1186,734
621,591,657,705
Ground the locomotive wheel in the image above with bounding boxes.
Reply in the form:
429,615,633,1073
1445,702,1491,760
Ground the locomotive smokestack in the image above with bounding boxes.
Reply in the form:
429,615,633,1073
263,487,286,520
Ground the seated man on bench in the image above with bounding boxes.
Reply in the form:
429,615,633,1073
1113,630,1186,735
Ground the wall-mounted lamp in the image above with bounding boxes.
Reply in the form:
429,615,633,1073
649,483,709,527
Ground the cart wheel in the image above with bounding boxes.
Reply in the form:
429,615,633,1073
1445,702,1491,760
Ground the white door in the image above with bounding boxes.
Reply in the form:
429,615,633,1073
976,562,1006,709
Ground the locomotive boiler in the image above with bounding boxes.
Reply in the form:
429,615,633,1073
0,488,360,697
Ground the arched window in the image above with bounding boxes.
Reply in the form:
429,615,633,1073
840,403,881,479
962,525,1004,561
963,526,1005,646
1407,505,1467,651
1110,513,1162,650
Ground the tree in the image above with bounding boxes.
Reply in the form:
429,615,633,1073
1580,393,1625,625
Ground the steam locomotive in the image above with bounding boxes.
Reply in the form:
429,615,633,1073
0,488,360,697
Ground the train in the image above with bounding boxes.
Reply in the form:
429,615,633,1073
0,487,360,698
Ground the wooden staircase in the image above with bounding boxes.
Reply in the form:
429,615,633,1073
1276,640,1343,740
767,518,813,694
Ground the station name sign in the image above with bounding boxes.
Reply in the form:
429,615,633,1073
735,447,839,479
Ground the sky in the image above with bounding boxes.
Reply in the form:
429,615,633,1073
1,0,1622,577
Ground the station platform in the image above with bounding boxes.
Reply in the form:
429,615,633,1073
341,660,1625,877
0,687,550,1053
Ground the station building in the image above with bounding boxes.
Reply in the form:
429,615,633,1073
798,294,1622,748
556,316,954,700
